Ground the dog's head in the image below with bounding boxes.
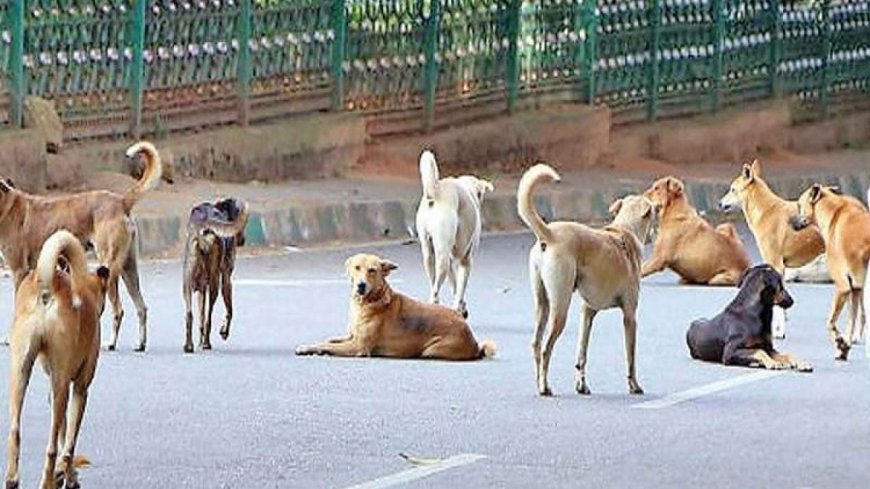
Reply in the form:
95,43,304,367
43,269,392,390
609,195,658,244
789,183,837,231
737,265,794,309
644,176,685,210
720,159,762,212
456,175,494,203
214,198,247,246
345,253,397,301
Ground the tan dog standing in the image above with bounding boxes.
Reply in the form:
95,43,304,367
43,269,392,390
719,159,827,338
415,150,494,317
518,164,656,396
790,184,870,360
0,141,162,351
642,176,751,285
5,230,109,489
295,253,495,360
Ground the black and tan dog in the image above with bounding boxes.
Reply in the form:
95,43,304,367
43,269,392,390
686,265,812,372
6,230,110,489
182,198,249,353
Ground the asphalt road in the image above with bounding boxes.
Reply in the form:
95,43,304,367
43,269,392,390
0,229,868,488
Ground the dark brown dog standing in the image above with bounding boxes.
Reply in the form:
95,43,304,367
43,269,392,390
0,141,163,352
5,230,109,489
182,199,249,353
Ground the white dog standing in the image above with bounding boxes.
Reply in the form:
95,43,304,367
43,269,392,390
415,150,494,317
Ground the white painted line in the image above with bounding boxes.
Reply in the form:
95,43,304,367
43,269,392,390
342,453,486,489
633,370,785,410
235,278,404,287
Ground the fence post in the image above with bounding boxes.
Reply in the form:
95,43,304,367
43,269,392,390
505,0,521,114
819,0,831,118
8,0,25,128
331,0,347,111
423,0,441,132
129,0,146,139
769,0,781,98
647,0,662,120
237,0,252,126
711,0,723,111
582,0,598,105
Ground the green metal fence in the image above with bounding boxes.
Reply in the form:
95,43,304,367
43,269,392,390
1,0,868,139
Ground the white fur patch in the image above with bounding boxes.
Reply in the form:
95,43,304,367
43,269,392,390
772,306,787,339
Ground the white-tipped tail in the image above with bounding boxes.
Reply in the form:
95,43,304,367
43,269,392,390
123,141,163,212
36,230,89,307
517,164,560,243
479,339,497,359
419,150,440,200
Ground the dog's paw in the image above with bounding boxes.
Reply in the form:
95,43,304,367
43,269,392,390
200,342,212,351
132,344,146,353
295,345,316,356
102,343,116,352
767,361,788,370
628,381,644,395
538,386,553,397
5,479,19,489
183,344,194,354
835,337,851,361
794,361,813,373
575,381,591,396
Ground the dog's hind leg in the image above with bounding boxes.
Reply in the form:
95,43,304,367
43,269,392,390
529,260,549,394
826,289,850,360
846,289,861,347
197,289,209,350
622,308,644,394
452,256,472,318
538,261,575,396
202,279,219,350
420,234,438,303
219,272,234,341
39,377,69,489
104,275,124,351
182,278,195,353
5,345,37,488
723,345,784,369
574,304,598,395
121,245,148,352
708,269,742,286
60,382,89,489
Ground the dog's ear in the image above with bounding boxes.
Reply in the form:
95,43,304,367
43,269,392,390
667,177,684,197
828,185,842,195
609,198,624,215
5,178,14,188
0,180,10,193
478,179,494,195
749,159,761,178
379,259,398,276
809,184,823,204
96,265,110,281
741,163,754,181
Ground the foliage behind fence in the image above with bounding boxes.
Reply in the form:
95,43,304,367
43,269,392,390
0,0,868,140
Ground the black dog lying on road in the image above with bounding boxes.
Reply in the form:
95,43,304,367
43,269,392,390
182,198,249,353
686,265,812,372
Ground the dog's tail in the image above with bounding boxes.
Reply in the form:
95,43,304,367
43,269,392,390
189,201,250,238
517,164,559,243
37,230,90,308
478,339,497,359
419,150,440,201
123,141,163,213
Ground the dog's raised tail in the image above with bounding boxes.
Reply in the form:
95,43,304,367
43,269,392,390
37,230,90,307
123,141,164,213
419,150,440,200
517,164,560,243
478,339,497,359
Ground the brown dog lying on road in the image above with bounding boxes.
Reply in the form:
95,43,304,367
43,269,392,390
182,198,249,353
790,184,870,360
0,141,163,352
295,253,495,360
5,230,110,489
642,176,751,285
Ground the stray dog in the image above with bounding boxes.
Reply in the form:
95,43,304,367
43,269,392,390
719,159,827,338
686,265,812,372
0,141,162,352
518,164,656,396
415,150,494,318
182,198,249,353
783,253,831,283
642,176,751,285
5,230,110,489
790,184,870,360
295,253,495,360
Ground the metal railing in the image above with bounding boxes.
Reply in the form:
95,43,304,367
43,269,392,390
0,0,868,140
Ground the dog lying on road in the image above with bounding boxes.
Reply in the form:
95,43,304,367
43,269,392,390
182,198,249,353
790,184,870,360
518,164,656,396
295,253,495,360
686,264,811,372
415,150,494,318
642,176,751,285
0,141,163,352
719,159,828,338
5,230,110,489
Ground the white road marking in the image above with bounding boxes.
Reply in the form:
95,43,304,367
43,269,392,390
342,453,486,489
234,278,404,287
633,370,786,410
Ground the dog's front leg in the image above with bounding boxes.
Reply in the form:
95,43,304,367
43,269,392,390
724,346,785,370
769,351,813,372
622,310,644,394
574,304,597,395
640,253,669,278
39,380,70,489
295,339,371,357
5,346,38,488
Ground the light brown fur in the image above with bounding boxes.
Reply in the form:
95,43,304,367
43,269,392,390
295,254,495,360
518,164,656,396
642,176,751,285
5,230,109,489
791,185,870,360
0,141,162,351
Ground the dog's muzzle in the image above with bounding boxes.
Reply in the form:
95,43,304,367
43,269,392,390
718,201,736,213
776,290,794,309
789,214,809,231
356,282,368,296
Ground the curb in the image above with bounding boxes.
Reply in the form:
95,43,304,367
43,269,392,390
133,171,870,257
